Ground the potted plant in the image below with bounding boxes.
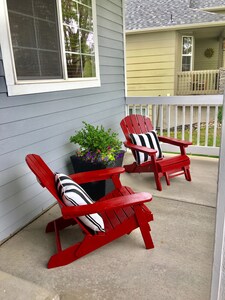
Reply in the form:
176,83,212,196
70,122,124,200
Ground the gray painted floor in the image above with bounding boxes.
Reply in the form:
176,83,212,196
0,153,218,300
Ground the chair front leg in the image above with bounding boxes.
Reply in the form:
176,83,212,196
151,158,162,191
184,166,191,181
164,172,170,186
134,205,154,249
154,172,162,191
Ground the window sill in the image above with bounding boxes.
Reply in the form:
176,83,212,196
6,78,101,96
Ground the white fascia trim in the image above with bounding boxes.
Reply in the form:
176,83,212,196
126,21,225,35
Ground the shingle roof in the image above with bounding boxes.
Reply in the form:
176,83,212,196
125,0,225,31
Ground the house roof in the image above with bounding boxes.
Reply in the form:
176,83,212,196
125,0,225,31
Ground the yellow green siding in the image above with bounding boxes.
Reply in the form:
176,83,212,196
194,38,220,70
126,31,177,96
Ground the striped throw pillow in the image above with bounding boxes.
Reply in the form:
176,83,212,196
130,131,163,165
55,173,105,232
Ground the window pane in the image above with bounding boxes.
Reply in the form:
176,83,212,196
81,30,94,54
14,49,62,79
13,49,40,78
78,3,93,31
66,53,82,78
7,0,32,15
8,13,37,48
7,0,63,80
80,0,92,7
64,26,80,52
182,56,191,71
36,20,59,51
33,0,57,22
62,0,79,25
83,55,96,77
182,37,192,55
39,51,62,78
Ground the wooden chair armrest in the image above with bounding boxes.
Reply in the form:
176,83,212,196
124,142,157,156
62,192,152,218
158,136,192,147
69,167,125,184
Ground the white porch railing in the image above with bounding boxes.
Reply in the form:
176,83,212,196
126,95,223,156
177,70,220,95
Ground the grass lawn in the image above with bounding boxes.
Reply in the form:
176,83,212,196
165,126,221,147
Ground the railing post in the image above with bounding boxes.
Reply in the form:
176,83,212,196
205,106,210,146
189,105,193,143
213,106,219,147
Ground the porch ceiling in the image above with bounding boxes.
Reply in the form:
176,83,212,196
180,25,225,39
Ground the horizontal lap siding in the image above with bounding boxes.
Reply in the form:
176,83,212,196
126,31,176,96
0,0,125,242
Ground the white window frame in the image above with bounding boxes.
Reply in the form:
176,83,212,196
0,0,100,96
181,36,194,72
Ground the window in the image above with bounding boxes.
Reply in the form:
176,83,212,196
0,0,100,95
181,36,193,72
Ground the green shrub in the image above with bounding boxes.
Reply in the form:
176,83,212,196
70,122,122,165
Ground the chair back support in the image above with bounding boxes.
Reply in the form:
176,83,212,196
26,154,64,207
120,114,154,141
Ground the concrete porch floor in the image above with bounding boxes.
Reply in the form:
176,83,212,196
0,153,218,300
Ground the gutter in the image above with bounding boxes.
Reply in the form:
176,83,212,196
201,6,225,12
126,20,225,35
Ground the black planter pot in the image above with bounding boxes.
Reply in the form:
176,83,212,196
70,150,125,201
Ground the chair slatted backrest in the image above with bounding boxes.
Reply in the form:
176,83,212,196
26,154,64,207
120,115,154,141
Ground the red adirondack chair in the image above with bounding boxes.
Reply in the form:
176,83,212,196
120,114,192,191
25,154,154,268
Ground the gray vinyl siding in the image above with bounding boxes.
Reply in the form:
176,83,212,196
0,0,125,242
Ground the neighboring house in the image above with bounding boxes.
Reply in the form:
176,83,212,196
125,0,225,96
0,0,125,242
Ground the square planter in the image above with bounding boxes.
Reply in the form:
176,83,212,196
70,150,125,201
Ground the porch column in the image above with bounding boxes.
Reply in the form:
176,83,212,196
210,90,225,300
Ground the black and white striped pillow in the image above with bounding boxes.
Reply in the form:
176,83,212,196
130,131,163,165
55,173,105,232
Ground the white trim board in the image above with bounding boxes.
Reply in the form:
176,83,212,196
210,91,225,300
